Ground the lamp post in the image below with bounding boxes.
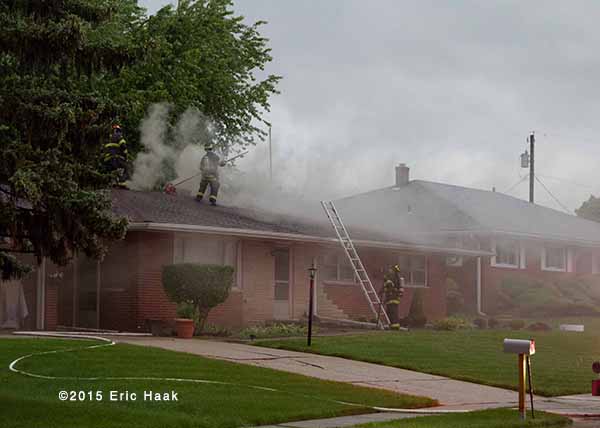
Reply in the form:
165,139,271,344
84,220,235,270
307,263,317,346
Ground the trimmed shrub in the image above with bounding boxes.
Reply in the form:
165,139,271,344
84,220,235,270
162,263,234,333
473,318,487,329
446,278,465,315
510,319,526,330
202,324,231,337
497,276,600,317
488,317,500,329
176,302,197,319
239,323,310,339
527,322,551,332
432,316,470,331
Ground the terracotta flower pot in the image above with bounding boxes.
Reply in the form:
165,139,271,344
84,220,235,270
175,318,195,339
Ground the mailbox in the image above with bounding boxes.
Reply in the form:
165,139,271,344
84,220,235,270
503,338,536,420
503,338,535,356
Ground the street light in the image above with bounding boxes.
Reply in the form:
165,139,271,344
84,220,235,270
307,263,317,346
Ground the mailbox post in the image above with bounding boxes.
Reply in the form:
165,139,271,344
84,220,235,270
307,263,317,347
503,338,535,420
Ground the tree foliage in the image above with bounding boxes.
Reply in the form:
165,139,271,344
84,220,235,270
0,0,132,279
576,195,600,223
0,0,280,280
113,0,281,153
162,263,234,332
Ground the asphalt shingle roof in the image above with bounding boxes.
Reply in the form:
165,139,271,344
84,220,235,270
111,189,334,237
334,180,600,245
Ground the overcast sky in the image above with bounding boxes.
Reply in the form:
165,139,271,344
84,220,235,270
139,0,600,212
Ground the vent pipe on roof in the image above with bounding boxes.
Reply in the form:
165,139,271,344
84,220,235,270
395,163,410,186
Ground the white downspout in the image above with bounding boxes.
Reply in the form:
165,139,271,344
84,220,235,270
312,256,318,316
476,256,486,316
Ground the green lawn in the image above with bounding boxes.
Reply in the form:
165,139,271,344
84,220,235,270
255,328,600,396
0,338,434,428
352,409,571,428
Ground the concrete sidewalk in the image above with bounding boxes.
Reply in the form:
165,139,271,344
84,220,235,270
117,337,519,410
117,337,600,420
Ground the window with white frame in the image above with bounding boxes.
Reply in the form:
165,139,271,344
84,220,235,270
173,235,238,278
542,246,567,271
492,238,521,268
396,254,427,287
445,236,463,267
319,253,355,282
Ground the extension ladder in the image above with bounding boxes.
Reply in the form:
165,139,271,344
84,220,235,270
321,201,391,329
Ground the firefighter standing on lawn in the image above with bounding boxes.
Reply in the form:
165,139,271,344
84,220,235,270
196,143,226,206
104,124,129,188
382,264,405,324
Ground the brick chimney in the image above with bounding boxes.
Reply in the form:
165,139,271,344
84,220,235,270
395,163,410,186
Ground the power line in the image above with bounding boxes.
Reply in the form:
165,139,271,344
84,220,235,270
534,175,573,214
504,174,528,194
535,173,596,190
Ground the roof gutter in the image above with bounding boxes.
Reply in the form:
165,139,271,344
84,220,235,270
438,228,600,248
128,222,493,257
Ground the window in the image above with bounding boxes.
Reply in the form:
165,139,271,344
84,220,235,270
492,238,521,268
542,246,567,271
274,249,290,301
396,254,427,287
319,253,355,282
173,235,238,283
445,237,463,267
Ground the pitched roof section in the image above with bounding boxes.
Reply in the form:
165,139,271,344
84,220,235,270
111,189,333,237
334,180,600,245
110,189,492,256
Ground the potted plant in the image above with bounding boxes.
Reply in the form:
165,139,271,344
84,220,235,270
175,302,197,339
162,263,234,338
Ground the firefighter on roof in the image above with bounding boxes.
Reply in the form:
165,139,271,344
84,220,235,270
196,143,226,206
104,124,129,188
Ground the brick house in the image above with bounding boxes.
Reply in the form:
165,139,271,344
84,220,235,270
335,164,600,315
7,163,600,332
10,185,488,331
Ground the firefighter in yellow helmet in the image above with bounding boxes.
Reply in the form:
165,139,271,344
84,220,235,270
103,124,129,188
383,264,405,324
196,143,226,205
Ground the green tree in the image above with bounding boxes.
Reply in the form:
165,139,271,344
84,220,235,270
112,0,281,153
0,0,132,279
576,195,600,223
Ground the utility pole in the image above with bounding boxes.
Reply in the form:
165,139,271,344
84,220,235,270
529,133,535,203
268,125,273,182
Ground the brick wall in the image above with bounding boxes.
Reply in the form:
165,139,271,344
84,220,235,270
291,244,316,319
135,231,176,329
206,289,244,328
322,283,373,320
481,240,600,314
312,248,449,323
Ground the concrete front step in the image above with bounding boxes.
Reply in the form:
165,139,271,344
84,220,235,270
315,286,348,320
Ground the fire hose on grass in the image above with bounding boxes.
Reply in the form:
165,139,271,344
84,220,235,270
8,331,468,415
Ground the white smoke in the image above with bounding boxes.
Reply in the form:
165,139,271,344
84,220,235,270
128,103,173,190
126,102,381,225
128,104,213,191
